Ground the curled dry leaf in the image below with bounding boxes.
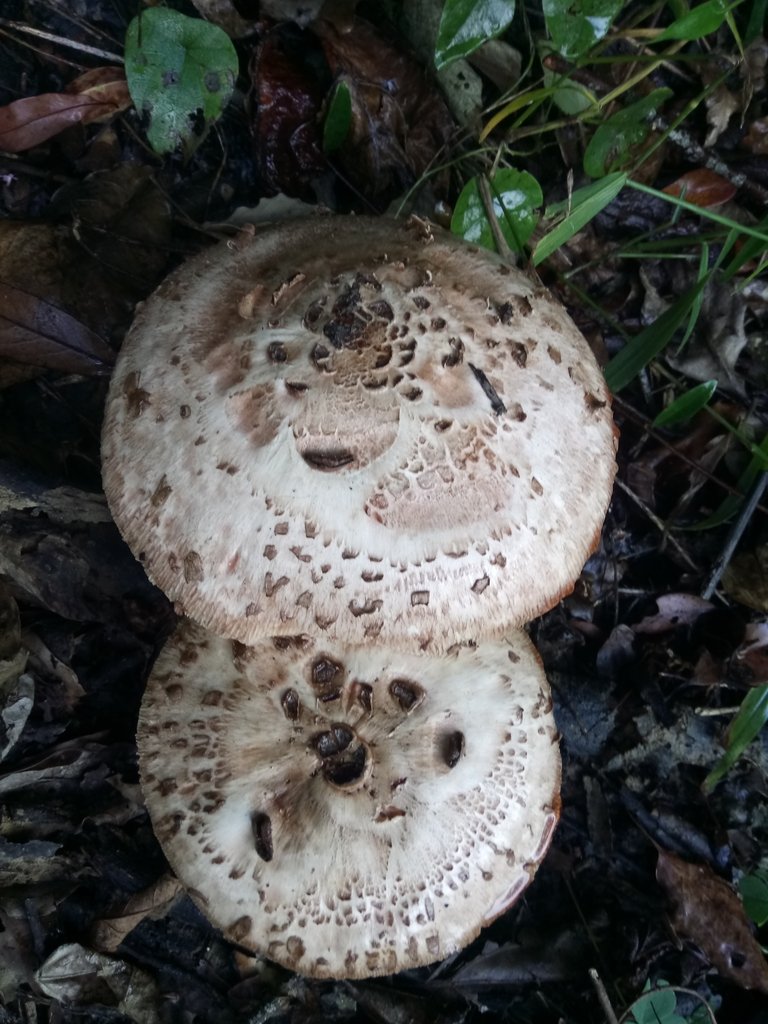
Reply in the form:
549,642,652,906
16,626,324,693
36,943,163,1024
633,594,714,635
656,849,768,993
90,875,184,953
0,67,130,153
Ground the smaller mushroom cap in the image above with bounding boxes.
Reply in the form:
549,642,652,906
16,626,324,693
138,620,561,979
102,215,616,651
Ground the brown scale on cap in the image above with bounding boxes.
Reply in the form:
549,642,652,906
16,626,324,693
138,619,561,980
102,216,617,652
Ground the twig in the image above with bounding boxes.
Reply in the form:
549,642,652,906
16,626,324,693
701,469,768,600
0,18,123,62
477,175,515,261
613,477,699,571
589,968,620,1024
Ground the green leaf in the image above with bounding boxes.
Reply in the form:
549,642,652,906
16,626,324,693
627,986,686,1024
654,0,732,42
741,872,768,929
124,8,238,157
703,684,768,791
451,168,543,252
543,0,624,59
653,380,717,427
740,870,768,926
583,88,673,178
533,172,626,265
744,0,768,43
435,0,516,69
604,278,707,392
323,80,352,154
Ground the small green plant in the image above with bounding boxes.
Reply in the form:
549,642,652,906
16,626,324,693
704,686,768,792
740,869,768,929
451,168,542,253
625,980,718,1024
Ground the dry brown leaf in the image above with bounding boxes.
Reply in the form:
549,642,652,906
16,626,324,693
189,0,255,37
0,282,115,374
0,67,130,153
723,546,768,614
634,594,714,635
90,876,184,953
313,17,454,205
656,849,768,993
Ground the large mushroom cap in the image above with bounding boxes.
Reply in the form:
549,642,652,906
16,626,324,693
102,215,616,650
138,620,560,979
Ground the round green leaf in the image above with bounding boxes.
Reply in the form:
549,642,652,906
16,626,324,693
543,0,624,59
451,168,543,253
124,8,238,156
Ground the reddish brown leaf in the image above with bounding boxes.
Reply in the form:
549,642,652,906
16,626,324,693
251,25,328,198
656,850,768,993
0,67,130,153
0,283,114,374
663,168,738,208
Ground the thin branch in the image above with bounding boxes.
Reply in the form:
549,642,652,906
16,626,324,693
614,477,699,571
701,470,768,600
0,18,123,62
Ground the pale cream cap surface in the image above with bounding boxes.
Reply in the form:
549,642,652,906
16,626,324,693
102,215,617,650
138,620,561,979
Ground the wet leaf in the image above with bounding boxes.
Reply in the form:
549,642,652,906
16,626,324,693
251,25,327,198
0,283,114,375
0,67,130,153
663,168,738,207
656,850,768,992
543,0,623,59
435,0,517,69
124,8,238,156
451,167,542,252
584,89,673,178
